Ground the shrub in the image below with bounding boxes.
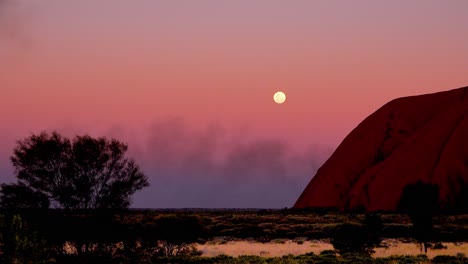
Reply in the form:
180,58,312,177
0,214,52,264
432,242,448,250
331,223,379,255
341,253,373,264
432,255,468,264
132,214,207,258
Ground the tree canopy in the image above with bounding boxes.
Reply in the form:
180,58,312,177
0,132,149,209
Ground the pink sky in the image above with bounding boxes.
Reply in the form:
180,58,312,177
0,1,467,207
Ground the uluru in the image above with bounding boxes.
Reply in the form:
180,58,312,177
295,86,468,212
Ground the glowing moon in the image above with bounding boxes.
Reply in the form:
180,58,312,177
273,91,286,104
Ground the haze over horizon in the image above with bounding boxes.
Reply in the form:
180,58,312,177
1,0,467,208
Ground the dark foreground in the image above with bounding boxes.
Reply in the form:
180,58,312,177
1,209,468,263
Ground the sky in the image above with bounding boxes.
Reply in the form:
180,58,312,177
0,0,467,208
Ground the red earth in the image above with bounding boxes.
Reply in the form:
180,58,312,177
295,86,468,211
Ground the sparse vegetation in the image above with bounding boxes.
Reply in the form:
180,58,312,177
0,209,467,262
0,214,52,263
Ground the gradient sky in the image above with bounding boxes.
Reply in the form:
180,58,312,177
1,0,467,208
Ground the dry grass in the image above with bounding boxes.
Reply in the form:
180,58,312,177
197,240,333,257
374,240,468,258
196,239,468,258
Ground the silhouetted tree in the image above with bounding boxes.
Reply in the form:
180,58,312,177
450,175,468,213
398,181,439,253
0,132,149,209
365,213,383,247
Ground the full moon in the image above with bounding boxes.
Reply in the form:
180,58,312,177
273,91,286,104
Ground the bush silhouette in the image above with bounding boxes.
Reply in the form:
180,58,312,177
331,222,379,255
137,214,206,258
0,214,51,263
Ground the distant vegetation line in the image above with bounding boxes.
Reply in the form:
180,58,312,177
1,209,467,241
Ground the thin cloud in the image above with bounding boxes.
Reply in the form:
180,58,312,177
132,118,332,208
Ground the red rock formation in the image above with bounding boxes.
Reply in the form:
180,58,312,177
294,86,468,211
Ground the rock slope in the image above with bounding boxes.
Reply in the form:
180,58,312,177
295,86,468,211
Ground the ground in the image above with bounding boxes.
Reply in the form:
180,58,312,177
196,239,468,258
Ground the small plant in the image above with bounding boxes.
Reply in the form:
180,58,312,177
432,254,467,264
271,238,287,244
432,242,448,250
